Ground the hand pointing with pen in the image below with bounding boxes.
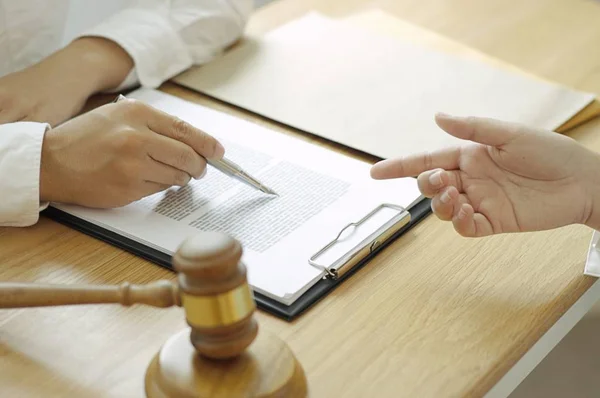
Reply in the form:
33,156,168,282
370,113,600,237
40,98,225,207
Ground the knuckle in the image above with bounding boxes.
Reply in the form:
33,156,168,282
422,151,434,170
118,98,146,117
172,118,191,142
199,131,212,154
174,149,194,171
394,160,405,176
453,171,464,192
113,129,145,154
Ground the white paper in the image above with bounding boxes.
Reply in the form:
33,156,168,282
173,12,595,160
53,88,423,305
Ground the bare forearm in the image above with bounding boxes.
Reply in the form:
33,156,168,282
50,37,134,95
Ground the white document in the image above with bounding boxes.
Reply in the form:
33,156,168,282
53,88,423,305
173,12,596,160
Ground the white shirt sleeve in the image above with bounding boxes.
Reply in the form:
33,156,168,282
0,122,49,227
80,0,253,90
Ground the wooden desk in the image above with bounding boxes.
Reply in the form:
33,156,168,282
2,0,600,397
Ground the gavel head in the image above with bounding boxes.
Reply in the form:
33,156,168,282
172,232,258,359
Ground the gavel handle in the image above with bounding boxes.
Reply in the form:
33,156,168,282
0,280,180,309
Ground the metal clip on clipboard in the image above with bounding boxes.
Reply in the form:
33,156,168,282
308,203,411,280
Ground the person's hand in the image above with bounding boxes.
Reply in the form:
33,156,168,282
39,98,224,208
370,113,600,237
0,37,133,126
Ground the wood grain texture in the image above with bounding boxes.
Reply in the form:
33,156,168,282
145,328,307,398
2,0,600,397
0,280,179,308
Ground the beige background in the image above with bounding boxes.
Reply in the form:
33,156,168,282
509,303,600,396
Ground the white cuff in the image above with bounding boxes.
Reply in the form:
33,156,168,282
585,231,600,277
82,8,193,89
0,122,49,227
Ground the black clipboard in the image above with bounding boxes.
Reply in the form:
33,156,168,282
42,197,430,321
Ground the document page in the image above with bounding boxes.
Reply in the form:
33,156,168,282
53,89,422,304
137,149,352,255
173,12,595,160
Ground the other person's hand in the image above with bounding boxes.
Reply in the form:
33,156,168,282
371,114,600,237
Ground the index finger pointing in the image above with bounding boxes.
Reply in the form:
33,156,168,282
145,104,225,160
370,146,461,179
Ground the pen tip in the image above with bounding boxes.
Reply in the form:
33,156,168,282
262,186,279,196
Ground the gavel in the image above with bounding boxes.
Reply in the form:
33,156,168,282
1,232,307,398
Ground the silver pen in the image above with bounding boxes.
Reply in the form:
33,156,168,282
113,94,278,196
209,157,278,196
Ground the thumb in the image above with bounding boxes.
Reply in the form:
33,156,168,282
435,113,523,147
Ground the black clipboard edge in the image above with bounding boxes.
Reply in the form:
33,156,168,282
42,197,431,321
259,197,432,320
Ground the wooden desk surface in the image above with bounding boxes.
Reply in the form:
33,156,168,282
2,0,600,397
